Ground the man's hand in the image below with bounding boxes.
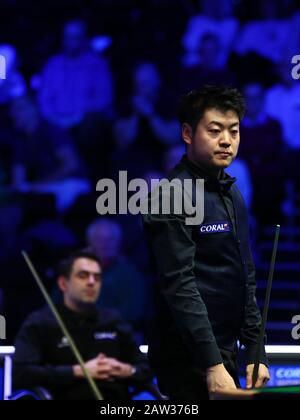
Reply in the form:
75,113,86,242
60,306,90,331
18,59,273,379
73,353,135,381
246,364,270,389
206,364,237,399
104,356,135,379
73,353,112,380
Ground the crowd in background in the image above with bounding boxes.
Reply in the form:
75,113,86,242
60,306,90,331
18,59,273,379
1,0,300,342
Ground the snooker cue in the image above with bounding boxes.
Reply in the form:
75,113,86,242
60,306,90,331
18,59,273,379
22,251,104,401
252,225,280,388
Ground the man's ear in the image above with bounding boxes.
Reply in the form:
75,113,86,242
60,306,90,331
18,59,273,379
57,276,68,293
182,123,193,146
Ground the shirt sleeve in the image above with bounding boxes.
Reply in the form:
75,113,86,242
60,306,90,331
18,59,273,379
13,315,75,390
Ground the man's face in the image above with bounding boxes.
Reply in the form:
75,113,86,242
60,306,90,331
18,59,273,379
183,108,240,174
59,258,102,308
63,22,86,55
244,84,264,118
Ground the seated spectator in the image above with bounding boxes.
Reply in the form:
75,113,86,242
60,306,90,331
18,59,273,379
38,19,114,129
9,96,90,212
177,32,235,96
240,82,285,224
182,0,239,68
235,0,291,65
87,218,147,335
265,54,300,190
226,158,252,210
0,44,26,105
13,249,152,400
113,62,180,177
265,58,300,151
164,145,186,174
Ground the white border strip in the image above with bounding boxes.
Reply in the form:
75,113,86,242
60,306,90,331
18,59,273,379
3,355,12,400
0,346,15,355
266,346,300,354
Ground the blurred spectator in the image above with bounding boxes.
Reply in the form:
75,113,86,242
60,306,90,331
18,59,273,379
0,44,26,105
265,56,300,195
265,58,300,151
226,158,252,210
182,0,239,68
177,32,235,95
240,82,285,224
10,96,90,212
164,145,186,174
87,218,147,335
290,9,300,54
235,0,290,64
113,62,180,177
38,19,114,129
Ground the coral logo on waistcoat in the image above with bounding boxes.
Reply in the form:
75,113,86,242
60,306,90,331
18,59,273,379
199,221,231,234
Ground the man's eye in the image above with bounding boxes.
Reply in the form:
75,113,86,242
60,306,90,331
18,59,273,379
78,272,88,279
209,129,220,135
231,130,239,136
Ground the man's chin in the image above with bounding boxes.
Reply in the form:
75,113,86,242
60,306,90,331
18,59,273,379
81,297,98,305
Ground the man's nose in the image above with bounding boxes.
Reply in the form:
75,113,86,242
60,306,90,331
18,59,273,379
87,275,97,285
219,131,231,147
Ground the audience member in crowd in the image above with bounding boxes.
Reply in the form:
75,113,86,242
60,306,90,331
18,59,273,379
265,54,300,193
177,32,236,95
240,82,285,224
38,19,114,129
163,145,186,174
265,57,300,152
13,249,152,400
9,96,90,212
235,0,291,65
226,158,253,211
182,0,239,68
87,218,147,335
113,62,180,177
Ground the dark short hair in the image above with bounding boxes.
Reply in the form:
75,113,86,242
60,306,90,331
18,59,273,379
58,249,101,279
178,85,246,132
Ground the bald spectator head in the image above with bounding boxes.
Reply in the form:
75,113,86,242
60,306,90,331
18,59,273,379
62,19,88,56
86,218,123,267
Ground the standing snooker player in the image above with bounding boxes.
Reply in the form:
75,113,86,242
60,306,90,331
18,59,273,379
143,86,270,400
